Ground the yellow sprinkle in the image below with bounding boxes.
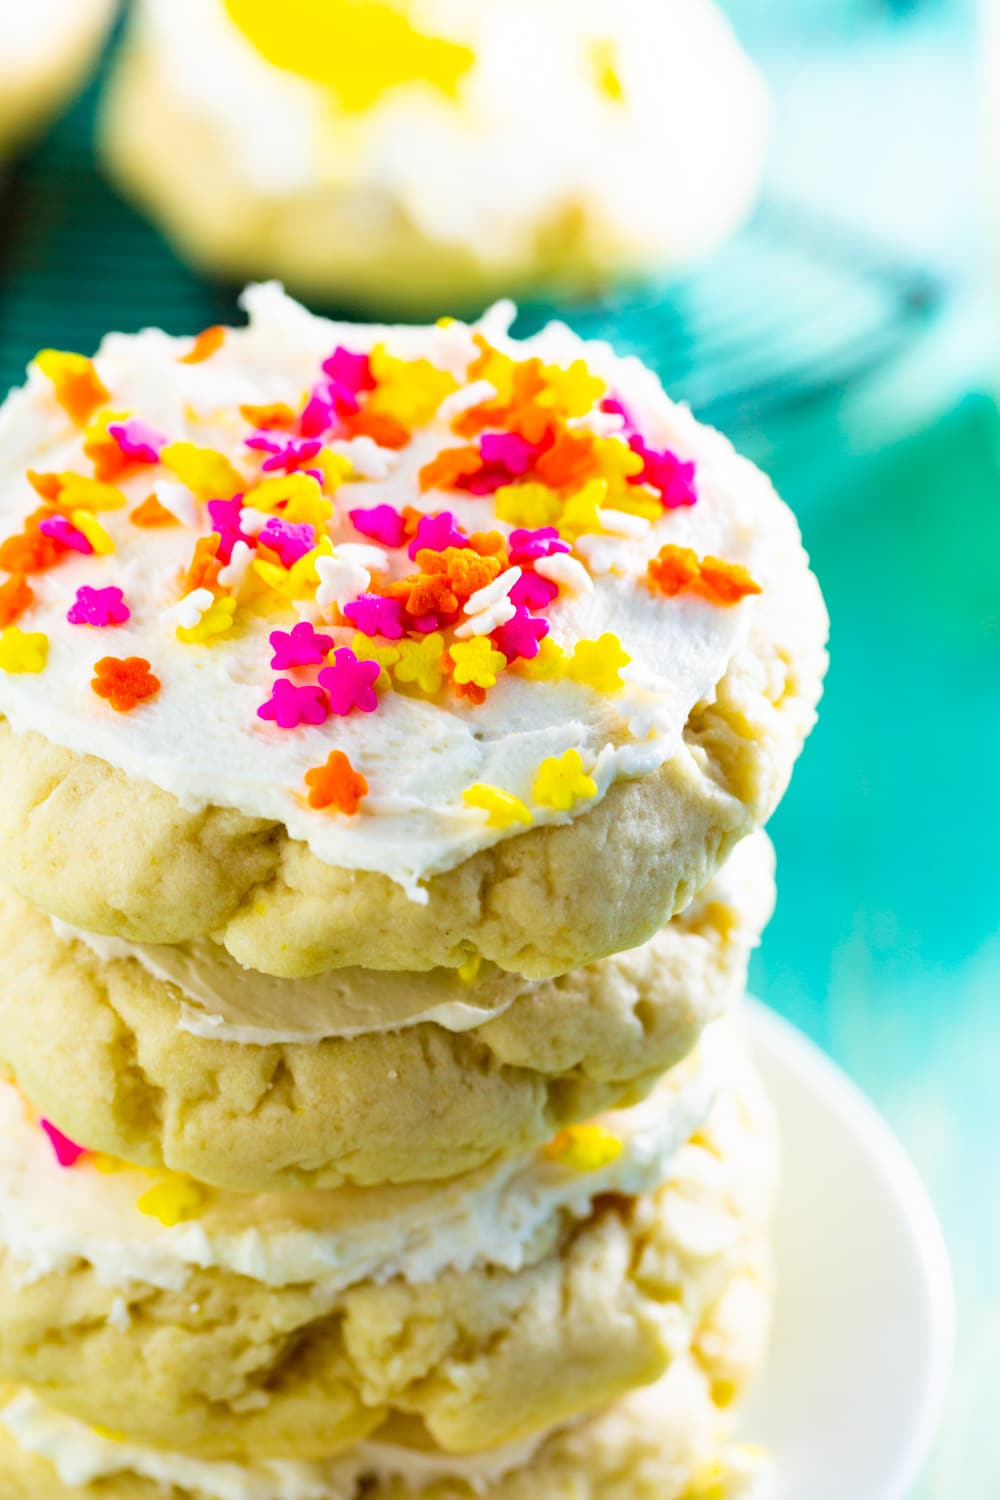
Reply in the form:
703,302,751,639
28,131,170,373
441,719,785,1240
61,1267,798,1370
537,357,606,417
591,40,626,104
92,1426,127,1444
57,473,127,511
558,478,607,540
457,952,482,984
449,637,507,690
351,633,400,689
314,450,353,495
136,1175,210,1228
515,637,567,682
567,633,631,694
393,633,446,696
463,784,533,830
532,749,597,811
90,1154,132,1175
368,346,458,426
176,596,237,644
245,472,333,526
545,1124,623,1173
494,481,561,531
70,509,115,556
0,627,48,674
161,442,244,501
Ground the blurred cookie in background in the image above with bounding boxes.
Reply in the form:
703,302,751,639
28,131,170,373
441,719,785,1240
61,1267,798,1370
0,0,116,163
99,0,770,314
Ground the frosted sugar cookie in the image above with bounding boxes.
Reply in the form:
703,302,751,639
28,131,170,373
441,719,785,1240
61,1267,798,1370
0,0,115,160
0,1029,775,1461
0,1368,774,1500
100,0,769,312
0,833,773,1192
0,286,826,978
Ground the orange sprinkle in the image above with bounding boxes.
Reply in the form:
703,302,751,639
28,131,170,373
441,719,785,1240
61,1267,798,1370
648,545,761,606
183,535,222,592
466,530,507,560
0,575,34,627
35,350,110,426
415,546,502,602
304,751,369,814
240,402,297,430
535,429,596,490
179,326,226,365
452,678,487,706
418,444,483,492
400,506,424,541
130,495,180,528
83,416,133,483
390,570,459,619
0,511,68,574
340,409,411,450
91,656,160,713
26,470,64,505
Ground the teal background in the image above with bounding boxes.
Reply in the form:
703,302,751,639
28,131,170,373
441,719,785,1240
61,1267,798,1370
0,3,993,1493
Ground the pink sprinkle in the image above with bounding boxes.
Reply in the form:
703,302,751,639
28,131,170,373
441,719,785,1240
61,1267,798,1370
318,649,381,716
601,394,637,428
67,585,130,627
40,1120,87,1168
493,607,550,663
628,436,697,510
343,593,405,639
411,613,442,633
507,527,571,566
257,679,329,729
107,417,166,464
259,518,316,567
39,516,92,554
300,388,337,438
322,347,373,394
480,431,539,475
269,621,334,670
207,496,253,563
350,505,406,549
247,434,324,475
510,571,558,611
407,511,466,559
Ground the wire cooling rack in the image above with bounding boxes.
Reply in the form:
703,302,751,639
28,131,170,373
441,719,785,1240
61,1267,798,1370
0,49,948,449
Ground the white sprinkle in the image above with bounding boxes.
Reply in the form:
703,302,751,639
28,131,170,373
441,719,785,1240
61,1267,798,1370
171,588,213,630
217,540,252,590
315,554,370,611
326,436,396,481
154,481,199,529
596,508,651,539
437,380,497,421
570,409,625,436
239,507,269,537
464,566,521,616
574,534,634,576
478,299,517,343
535,553,593,595
453,597,517,638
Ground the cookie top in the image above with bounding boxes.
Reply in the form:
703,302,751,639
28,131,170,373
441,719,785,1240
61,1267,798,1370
129,0,767,270
0,285,802,900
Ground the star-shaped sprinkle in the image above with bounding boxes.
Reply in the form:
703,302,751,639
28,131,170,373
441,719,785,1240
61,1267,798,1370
38,515,92,554
130,495,181,528
91,656,160,711
304,750,369,814
315,552,371,612
532,749,597,811
318,649,381,716
0,627,48,674
269,621,334,670
462,784,533,829
107,417,167,465
343,593,404,639
393,632,446,696
407,511,467,559
136,1175,209,1227
67,586,130,627
647,544,761,606
257,679,329,729
259,518,316,568
509,571,558,611
567,634,631,694
34,349,110,425
448,637,507,690
351,633,401,689
69,510,114,556
628,437,698,509
493,607,550,663
507,527,571,566
0,575,34,627
161,442,244,501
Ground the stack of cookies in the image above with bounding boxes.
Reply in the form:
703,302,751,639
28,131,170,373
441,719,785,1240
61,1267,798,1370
0,286,828,1500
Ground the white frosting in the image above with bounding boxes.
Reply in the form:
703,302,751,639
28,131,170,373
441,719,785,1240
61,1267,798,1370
0,0,108,76
0,1025,740,1293
131,0,768,271
0,1390,545,1498
0,286,778,897
46,830,771,1045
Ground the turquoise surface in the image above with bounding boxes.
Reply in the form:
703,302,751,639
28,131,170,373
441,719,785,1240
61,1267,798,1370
0,9,994,1494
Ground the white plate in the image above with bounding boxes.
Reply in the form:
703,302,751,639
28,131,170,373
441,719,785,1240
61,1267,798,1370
741,1001,955,1500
